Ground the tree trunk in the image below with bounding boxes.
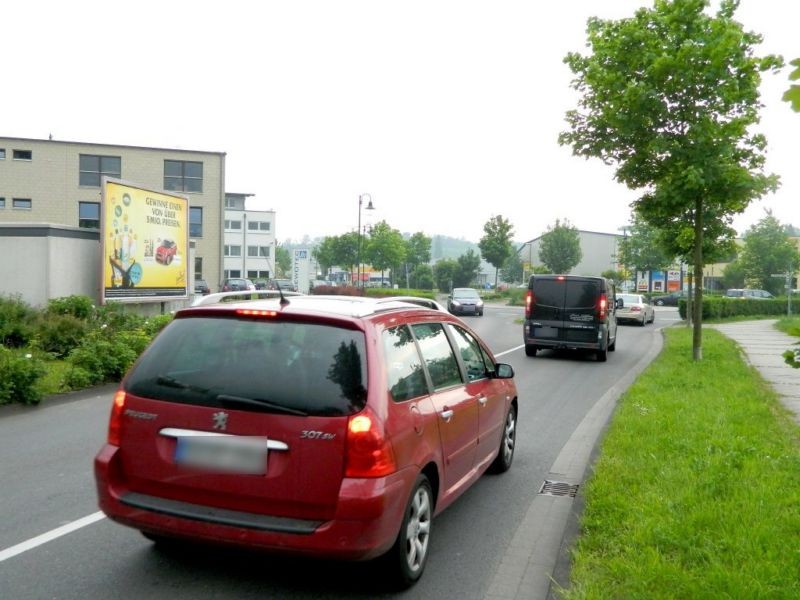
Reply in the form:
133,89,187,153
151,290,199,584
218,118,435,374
494,267,499,290
692,197,704,361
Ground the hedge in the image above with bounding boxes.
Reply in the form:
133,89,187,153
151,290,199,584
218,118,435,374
678,297,790,320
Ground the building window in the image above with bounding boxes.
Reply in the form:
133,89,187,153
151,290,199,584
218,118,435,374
13,198,32,209
224,245,242,257
225,197,235,208
0,197,5,208
248,220,271,232
225,219,242,230
164,160,203,193
195,257,203,280
79,154,121,186
0,149,5,159
224,269,242,279
247,270,271,279
247,245,271,258
189,207,203,237
78,202,100,228
13,149,32,160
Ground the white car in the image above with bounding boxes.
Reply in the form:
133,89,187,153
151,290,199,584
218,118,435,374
616,293,655,326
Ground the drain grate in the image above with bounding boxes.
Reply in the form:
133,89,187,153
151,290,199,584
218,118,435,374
539,480,580,498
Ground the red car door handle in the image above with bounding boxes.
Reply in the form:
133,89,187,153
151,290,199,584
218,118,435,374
440,409,454,422
477,395,487,406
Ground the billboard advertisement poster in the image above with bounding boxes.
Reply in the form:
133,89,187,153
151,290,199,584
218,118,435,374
637,270,649,292
293,249,310,294
651,270,666,293
667,270,681,292
101,178,189,303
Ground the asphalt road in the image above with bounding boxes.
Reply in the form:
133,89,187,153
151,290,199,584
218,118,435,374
0,305,678,599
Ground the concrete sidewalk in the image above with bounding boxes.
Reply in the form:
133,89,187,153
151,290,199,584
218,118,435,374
710,320,800,424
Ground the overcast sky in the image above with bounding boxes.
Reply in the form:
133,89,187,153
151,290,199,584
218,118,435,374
5,1,799,243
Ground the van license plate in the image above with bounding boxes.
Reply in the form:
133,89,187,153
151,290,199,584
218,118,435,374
175,437,267,475
536,326,558,338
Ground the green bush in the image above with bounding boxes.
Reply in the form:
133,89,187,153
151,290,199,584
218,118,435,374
94,302,146,332
35,314,88,358
0,295,38,348
47,295,94,320
62,365,96,390
66,329,140,384
142,314,173,337
0,347,46,405
364,288,436,299
679,297,788,320
310,285,365,297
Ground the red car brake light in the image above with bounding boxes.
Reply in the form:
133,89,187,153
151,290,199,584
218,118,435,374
345,408,397,478
597,293,608,322
108,390,126,446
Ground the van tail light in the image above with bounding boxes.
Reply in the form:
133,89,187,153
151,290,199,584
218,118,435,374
108,390,126,446
345,407,397,478
597,293,608,322
525,290,534,319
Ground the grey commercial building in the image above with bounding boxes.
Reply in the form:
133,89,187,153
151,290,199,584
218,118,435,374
0,136,225,305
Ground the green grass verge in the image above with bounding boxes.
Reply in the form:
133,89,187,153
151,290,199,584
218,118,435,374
776,316,800,338
561,328,800,599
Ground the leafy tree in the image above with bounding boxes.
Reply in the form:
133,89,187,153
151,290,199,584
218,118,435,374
784,58,800,112
412,264,435,290
275,245,291,277
722,259,746,290
618,217,673,291
559,0,781,360
538,219,582,274
455,250,482,287
365,221,406,284
333,232,359,282
479,215,515,289
601,269,626,289
738,212,800,294
501,251,524,284
433,258,459,292
403,232,432,288
312,237,337,279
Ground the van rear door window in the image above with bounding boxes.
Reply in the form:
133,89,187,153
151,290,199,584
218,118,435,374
565,280,600,309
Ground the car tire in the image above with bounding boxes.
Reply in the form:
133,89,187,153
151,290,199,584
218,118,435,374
596,339,608,362
385,474,433,589
639,317,646,327
609,336,616,351
525,344,537,357
488,404,516,474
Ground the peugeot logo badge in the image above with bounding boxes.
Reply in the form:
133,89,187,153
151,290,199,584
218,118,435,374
212,411,229,431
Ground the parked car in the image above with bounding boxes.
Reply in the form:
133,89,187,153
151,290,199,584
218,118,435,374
725,289,774,299
651,291,686,306
220,278,256,292
268,278,298,292
616,293,655,326
94,295,517,587
155,240,177,265
193,279,211,296
523,274,620,362
190,289,304,307
253,279,269,290
447,288,484,316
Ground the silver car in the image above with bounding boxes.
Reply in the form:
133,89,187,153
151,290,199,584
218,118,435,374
616,293,655,326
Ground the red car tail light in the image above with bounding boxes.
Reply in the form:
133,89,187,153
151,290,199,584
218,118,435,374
525,290,534,319
630,305,642,312
108,390,126,446
345,408,397,478
597,293,608,322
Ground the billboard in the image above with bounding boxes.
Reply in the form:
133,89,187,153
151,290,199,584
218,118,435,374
101,178,189,303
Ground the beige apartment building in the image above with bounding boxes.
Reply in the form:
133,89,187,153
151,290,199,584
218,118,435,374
0,136,225,301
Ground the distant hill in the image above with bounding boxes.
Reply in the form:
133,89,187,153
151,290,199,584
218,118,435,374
429,235,479,261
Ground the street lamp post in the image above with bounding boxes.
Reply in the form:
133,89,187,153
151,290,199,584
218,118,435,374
357,193,375,288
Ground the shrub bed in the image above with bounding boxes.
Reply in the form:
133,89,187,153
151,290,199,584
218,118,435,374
678,297,788,320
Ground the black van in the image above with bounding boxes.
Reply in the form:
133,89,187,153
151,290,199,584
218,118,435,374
523,275,619,362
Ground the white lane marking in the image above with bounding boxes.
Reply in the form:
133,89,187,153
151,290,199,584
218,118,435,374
0,511,106,563
495,344,524,358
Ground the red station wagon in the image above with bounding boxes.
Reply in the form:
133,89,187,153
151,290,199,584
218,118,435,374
94,295,518,587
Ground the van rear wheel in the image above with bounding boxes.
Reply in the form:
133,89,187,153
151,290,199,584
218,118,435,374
525,344,537,357
596,341,608,362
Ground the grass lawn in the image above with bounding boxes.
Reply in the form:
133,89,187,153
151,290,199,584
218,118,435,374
561,327,800,599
